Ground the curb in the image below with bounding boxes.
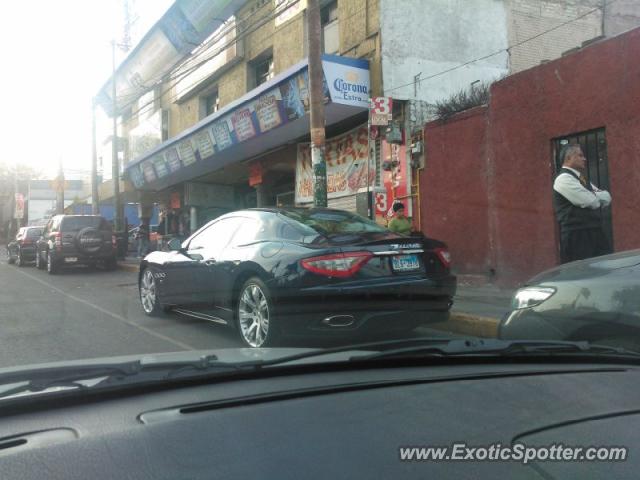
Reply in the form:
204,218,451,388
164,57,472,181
118,263,140,273
431,312,500,338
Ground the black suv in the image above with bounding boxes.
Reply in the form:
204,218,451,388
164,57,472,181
35,215,117,274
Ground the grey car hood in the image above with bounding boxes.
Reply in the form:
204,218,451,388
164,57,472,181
526,249,640,285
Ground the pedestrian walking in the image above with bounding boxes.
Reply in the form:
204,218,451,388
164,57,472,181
388,202,412,235
553,144,612,263
136,223,150,258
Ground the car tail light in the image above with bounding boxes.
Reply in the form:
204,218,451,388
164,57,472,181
54,232,62,252
301,252,372,278
434,247,451,268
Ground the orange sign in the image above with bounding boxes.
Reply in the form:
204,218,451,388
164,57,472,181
249,161,263,187
382,141,411,217
170,191,181,209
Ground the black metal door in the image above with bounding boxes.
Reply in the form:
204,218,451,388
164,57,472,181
553,128,613,250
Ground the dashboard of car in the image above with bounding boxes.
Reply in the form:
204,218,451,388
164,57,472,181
1,362,639,479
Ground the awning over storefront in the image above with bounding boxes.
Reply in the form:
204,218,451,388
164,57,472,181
124,55,370,192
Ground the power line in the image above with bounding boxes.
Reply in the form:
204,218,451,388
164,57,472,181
120,0,309,121
110,0,605,144
124,0,369,122
113,16,240,100
384,0,618,95
120,0,605,123
109,0,294,110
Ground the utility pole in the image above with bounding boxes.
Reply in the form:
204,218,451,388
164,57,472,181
111,39,122,232
307,0,327,208
12,163,19,236
91,98,99,215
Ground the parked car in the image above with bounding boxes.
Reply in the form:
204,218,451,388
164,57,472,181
500,249,640,351
35,215,117,274
138,207,456,347
6,226,43,267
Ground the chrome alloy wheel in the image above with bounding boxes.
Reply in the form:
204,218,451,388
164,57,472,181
140,269,157,314
238,284,270,348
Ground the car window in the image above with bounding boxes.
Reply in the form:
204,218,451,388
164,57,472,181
61,217,107,232
230,218,263,246
277,221,305,242
27,229,42,238
279,210,387,235
188,217,243,254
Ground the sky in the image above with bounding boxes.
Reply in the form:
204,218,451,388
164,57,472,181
0,0,173,179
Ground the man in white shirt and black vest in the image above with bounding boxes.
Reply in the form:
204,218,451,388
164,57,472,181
553,144,612,264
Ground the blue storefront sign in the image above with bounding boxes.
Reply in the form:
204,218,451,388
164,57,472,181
125,55,369,190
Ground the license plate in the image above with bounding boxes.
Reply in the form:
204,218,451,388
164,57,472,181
392,254,420,271
64,257,78,263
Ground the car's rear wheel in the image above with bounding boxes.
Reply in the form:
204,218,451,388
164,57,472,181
47,251,58,275
104,257,117,271
16,251,24,267
237,277,279,348
140,269,163,316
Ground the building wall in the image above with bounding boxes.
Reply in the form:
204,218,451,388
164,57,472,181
159,0,381,143
420,27,640,286
239,0,277,63
506,0,603,73
604,0,640,36
422,107,491,275
380,0,511,102
381,0,640,106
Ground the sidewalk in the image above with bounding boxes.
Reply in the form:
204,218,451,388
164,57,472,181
118,256,141,273
431,277,515,338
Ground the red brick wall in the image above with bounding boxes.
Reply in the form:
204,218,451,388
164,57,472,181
422,107,490,276
420,27,640,286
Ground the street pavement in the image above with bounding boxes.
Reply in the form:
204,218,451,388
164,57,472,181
0,259,457,369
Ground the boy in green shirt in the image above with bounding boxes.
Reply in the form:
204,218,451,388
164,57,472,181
388,202,412,235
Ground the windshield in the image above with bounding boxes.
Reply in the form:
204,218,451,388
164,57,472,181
1,0,639,401
61,217,110,232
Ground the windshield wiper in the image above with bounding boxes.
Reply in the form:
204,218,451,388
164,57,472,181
229,338,640,368
3,339,637,402
349,339,640,362
0,355,250,401
0,361,143,400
